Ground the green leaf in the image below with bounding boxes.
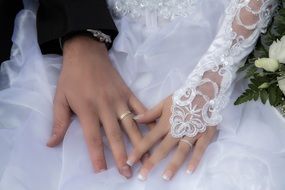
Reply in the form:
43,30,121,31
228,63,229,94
250,78,259,86
234,89,255,105
269,85,277,106
254,91,260,101
279,64,285,72
270,8,285,37
275,86,283,106
260,90,269,104
249,83,259,91
260,32,275,49
253,42,268,58
245,66,258,78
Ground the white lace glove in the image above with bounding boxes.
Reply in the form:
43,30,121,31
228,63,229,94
170,0,278,138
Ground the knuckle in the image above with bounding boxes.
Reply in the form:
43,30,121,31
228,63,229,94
199,139,210,150
53,119,67,133
157,146,168,158
109,131,123,143
178,144,189,154
91,156,105,168
115,154,127,166
82,96,96,107
207,128,217,138
196,141,207,151
91,137,104,147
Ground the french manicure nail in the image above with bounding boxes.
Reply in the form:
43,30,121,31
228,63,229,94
96,168,106,173
126,154,136,166
126,159,134,166
186,170,192,175
120,165,132,178
133,114,143,120
137,168,148,181
137,174,146,181
162,170,173,181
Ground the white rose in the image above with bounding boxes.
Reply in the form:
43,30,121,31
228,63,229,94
269,36,285,64
255,58,279,72
278,77,285,96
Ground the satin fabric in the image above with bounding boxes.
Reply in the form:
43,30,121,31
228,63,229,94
0,0,285,190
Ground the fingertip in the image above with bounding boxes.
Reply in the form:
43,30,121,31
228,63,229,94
162,170,173,181
186,169,193,175
46,134,58,147
126,154,136,166
133,114,144,122
137,168,148,181
119,165,132,179
126,159,134,167
187,164,195,174
96,168,107,173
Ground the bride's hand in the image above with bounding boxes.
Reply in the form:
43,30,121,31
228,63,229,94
127,96,217,181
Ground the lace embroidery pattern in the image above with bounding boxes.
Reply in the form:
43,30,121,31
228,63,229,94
170,0,278,138
110,0,197,20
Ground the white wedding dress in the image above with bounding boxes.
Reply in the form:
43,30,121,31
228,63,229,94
1,0,285,189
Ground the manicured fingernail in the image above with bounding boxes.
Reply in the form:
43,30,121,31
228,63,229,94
186,169,193,175
137,168,148,181
120,165,132,178
126,159,134,166
47,134,57,145
137,174,146,181
133,114,143,120
162,170,173,181
126,155,136,166
96,168,106,173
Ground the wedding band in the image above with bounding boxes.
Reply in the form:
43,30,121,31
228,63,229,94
180,139,193,149
119,111,133,121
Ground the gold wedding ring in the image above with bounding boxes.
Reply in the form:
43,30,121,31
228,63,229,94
180,139,194,149
119,111,133,121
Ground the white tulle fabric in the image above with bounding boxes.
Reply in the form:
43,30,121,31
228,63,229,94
0,0,285,190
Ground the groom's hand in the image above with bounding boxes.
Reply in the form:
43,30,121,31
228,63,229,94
47,36,146,178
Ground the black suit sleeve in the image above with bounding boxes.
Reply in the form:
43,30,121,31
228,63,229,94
37,0,117,54
0,0,23,63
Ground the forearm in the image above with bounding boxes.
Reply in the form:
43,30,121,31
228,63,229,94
170,0,278,138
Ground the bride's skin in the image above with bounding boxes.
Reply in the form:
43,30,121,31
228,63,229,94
129,97,217,181
47,35,147,179
128,72,220,181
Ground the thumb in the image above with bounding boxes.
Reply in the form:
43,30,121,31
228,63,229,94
133,101,163,124
47,95,71,147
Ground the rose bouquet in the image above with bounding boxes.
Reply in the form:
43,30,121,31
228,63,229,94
235,0,285,114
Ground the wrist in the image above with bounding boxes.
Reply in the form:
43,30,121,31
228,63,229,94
60,30,111,50
63,35,108,61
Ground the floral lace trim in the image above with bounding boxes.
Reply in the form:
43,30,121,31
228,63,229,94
110,0,197,20
170,0,277,138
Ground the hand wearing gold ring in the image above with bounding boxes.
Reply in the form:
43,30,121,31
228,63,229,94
127,95,217,181
47,36,149,179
